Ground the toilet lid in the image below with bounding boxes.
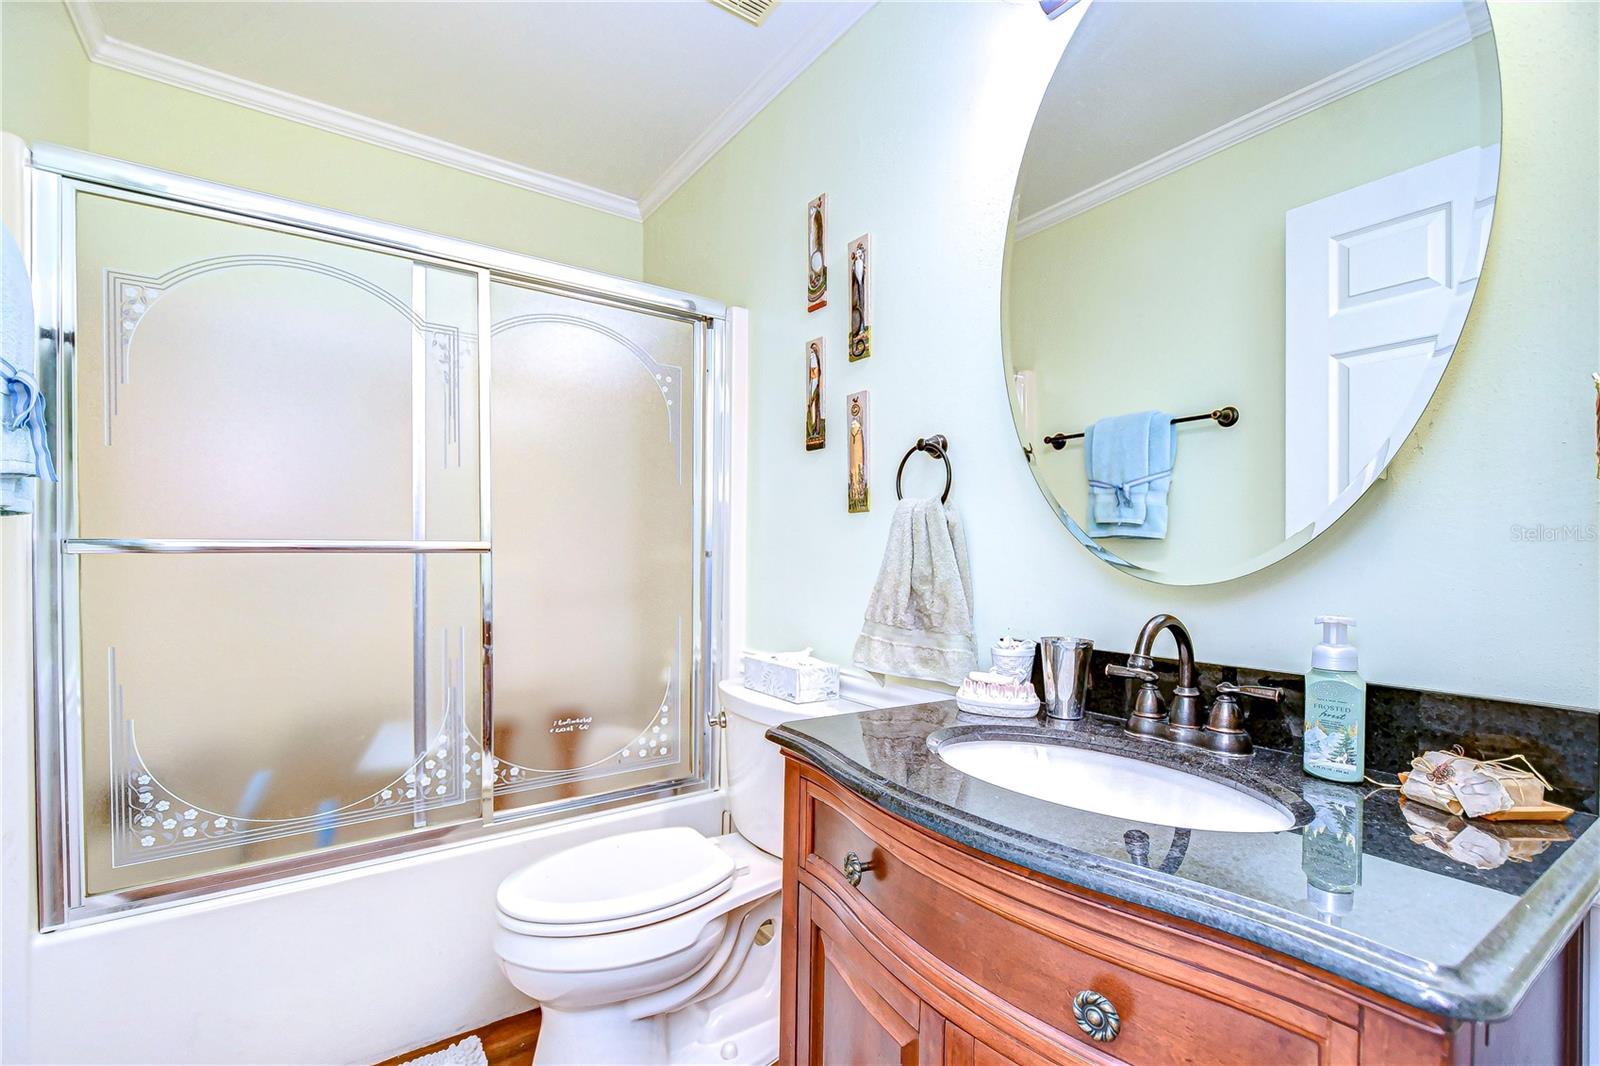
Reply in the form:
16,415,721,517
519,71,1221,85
496,827,736,929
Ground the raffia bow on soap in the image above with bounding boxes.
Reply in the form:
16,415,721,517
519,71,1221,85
1397,747,1550,819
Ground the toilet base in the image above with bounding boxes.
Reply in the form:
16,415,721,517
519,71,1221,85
535,1003,668,1066
531,892,782,1066
533,1003,775,1066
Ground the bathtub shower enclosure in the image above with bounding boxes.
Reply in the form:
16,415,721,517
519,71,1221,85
27,146,732,927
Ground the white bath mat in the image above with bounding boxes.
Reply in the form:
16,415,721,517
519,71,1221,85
401,1034,489,1066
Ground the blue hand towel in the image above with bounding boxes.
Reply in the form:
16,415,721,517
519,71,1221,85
1084,411,1175,540
2,225,54,516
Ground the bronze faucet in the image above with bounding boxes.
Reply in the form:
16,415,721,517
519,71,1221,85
1105,614,1204,743
1106,615,1283,757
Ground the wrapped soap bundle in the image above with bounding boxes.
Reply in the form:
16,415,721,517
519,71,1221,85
1398,748,1572,822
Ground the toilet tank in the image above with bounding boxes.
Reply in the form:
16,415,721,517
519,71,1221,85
719,675,930,856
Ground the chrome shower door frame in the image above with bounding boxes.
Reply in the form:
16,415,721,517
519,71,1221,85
28,144,730,929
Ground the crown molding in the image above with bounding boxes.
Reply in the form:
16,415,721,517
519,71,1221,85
62,0,104,58
1015,3,1494,240
63,0,875,226
637,2,875,218
62,0,642,220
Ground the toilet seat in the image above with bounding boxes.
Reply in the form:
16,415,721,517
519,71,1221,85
496,833,781,981
496,826,737,937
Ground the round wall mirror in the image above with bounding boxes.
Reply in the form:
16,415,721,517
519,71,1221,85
1004,1,1502,584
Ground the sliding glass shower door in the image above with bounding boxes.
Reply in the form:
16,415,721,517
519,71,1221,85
67,191,487,897
32,150,722,925
487,283,698,813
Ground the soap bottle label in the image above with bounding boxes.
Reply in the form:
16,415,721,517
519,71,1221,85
1304,677,1364,781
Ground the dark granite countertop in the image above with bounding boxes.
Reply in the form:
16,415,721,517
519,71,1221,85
769,702,1600,1021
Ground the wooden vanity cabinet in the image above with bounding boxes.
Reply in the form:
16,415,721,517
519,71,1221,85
779,755,1585,1066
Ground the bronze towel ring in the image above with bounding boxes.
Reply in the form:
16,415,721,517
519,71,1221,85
895,435,952,503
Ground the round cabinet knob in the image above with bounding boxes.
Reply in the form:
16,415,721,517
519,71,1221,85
842,851,873,887
1072,990,1121,1043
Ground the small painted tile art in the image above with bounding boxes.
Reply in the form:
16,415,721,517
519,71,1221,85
807,193,828,313
806,337,826,451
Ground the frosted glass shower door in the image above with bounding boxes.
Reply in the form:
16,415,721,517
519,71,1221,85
65,190,487,895
488,282,698,812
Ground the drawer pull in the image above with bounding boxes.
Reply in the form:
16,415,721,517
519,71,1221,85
842,851,874,887
1072,990,1120,1042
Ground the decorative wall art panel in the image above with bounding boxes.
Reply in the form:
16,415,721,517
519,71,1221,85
806,337,826,451
848,234,871,362
847,390,870,513
807,193,828,313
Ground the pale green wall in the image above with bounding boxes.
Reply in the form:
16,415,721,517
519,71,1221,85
645,1,1599,710
0,1,642,278
0,0,90,148
1009,38,1495,576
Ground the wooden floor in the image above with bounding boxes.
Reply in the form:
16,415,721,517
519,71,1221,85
375,1009,541,1066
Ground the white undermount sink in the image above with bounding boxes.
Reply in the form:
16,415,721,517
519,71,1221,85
935,739,1295,834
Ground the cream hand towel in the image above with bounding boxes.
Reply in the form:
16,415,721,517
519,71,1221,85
852,497,978,685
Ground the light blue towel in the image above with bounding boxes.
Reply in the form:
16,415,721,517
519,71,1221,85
2,225,54,516
1084,411,1175,540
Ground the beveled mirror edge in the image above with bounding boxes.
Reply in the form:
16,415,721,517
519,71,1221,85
1000,1,1505,587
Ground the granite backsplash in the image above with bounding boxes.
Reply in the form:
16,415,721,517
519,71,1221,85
1073,649,1599,814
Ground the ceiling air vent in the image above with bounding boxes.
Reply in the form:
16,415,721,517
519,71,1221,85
707,0,778,27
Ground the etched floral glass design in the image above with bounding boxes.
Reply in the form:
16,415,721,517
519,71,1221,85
79,553,484,894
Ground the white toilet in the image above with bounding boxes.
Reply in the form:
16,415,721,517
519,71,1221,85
494,674,928,1065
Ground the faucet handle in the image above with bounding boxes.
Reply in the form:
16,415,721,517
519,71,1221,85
1216,682,1284,703
1205,683,1283,758
1111,661,1167,739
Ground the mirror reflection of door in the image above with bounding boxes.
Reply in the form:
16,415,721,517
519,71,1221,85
1005,1,1501,584
1284,146,1497,536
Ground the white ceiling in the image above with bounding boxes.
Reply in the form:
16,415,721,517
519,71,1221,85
70,0,873,219
1017,1,1488,223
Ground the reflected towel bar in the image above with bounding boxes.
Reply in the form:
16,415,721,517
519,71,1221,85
1043,406,1239,451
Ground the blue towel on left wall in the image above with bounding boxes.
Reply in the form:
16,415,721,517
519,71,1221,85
2,225,54,516
1084,411,1175,540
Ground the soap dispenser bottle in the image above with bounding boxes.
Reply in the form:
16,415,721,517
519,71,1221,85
1303,616,1366,783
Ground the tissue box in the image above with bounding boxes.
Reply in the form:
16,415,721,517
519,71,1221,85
740,651,840,704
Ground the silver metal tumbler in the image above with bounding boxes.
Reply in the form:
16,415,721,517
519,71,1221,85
1040,636,1094,721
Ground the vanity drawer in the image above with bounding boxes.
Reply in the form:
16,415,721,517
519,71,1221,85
795,765,1360,1066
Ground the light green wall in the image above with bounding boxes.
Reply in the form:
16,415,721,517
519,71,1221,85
645,1,1599,710
1009,38,1495,576
0,0,90,148
0,1,642,278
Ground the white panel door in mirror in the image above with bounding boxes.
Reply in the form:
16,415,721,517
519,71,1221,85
1285,145,1498,537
